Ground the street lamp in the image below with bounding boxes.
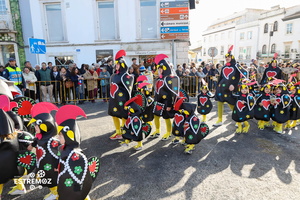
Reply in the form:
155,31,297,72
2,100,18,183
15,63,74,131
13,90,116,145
267,23,274,60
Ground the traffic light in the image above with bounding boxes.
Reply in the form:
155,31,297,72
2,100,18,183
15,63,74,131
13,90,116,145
189,0,195,9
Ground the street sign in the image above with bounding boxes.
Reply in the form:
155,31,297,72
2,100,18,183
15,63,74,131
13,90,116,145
208,47,218,57
160,7,189,15
161,26,189,33
161,20,189,27
160,14,189,21
161,33,189,40
160,0,189,40
29,38,46,54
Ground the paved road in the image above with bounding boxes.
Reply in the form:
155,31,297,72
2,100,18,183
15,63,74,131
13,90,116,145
3,98,300,200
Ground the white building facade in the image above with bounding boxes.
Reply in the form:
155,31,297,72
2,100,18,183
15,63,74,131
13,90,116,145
258,5,300,62
20,0,190,68
193,5,300,65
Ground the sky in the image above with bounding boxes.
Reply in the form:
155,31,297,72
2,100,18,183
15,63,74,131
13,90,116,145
189,0,299,47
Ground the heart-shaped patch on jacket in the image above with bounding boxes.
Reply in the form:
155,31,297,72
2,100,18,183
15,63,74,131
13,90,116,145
266,71,277,78
199,97,208,106
110,83,119,98
237,100,246,112
223,67,234,79
261,99,270,110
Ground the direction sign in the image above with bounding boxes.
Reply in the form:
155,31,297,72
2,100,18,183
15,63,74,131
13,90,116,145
160,7,189,15
160,14,189,21
208,47,218,57
160,26,189,33
160,1,188,8
160,0,189,40
161,33,189,40
29,38,46,54
161,20,189,27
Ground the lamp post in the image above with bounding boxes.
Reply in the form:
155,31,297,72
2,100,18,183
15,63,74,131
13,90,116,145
267,23,274,60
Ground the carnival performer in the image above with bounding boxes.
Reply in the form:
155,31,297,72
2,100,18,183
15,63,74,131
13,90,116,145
254,84,272,130
28,102,60,200
173,97,210,154
138,76,155,124
270,83,291,134
232,84,255,133
0,107,36,198
150,54,180,140
108,50,134,140
120,82,152,150
197,85,214,122
56,105,100,200
214,45,247,126
260,53,282,84
0,95,35,197
286,82,300,129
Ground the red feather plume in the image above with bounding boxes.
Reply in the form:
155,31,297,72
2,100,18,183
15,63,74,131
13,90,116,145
273,53,278,59
137,82,150,90
228,45,233,53
115,50,126,60
55,105,87,125
137,75,148,83
173,97,186,111
31,102,58,118
154,54,168,65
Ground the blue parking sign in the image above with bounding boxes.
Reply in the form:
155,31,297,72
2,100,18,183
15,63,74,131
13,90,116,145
29,38,46,54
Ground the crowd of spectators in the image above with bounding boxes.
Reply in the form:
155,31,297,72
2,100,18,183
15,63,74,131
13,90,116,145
1,57,299,104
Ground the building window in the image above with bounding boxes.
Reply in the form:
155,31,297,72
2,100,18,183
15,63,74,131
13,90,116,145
0,0,7,15
45,4,65,42
203,48,206,56
262,45,267,54
140,0,157,39
220,46,224,55
203,37,206,42
214,34,218,41
54,56,74,69
273,21,278,31
286,23,292,34
228,31,232,39
240,32,244,40
264,23,268,33
246,46,251,59
209,36,212,42
221,33,224,40
239,47,243,54
98,1,116,40
247,31,252,40
271,44,276,53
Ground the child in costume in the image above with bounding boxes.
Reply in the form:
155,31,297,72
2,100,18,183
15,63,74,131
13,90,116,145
28,102,61,200
120,82,152,150
197,85,214,122
56,105,100,200
254,84,272,130
0,108,36,199
137,76,155,124
232,84,255,133
286,82,300,129
270,83,291,134
0,95,35,196
260,53,282,85
173,97,210,154
214,45,247,127
150,54,180,140
108,50,134,140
